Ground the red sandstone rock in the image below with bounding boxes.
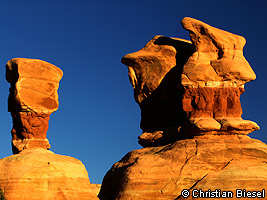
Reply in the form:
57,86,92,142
98,135,267,200
0,148,99,200
6,58,63,153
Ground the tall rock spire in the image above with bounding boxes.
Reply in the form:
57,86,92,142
6,58,63,154
2,58,100,199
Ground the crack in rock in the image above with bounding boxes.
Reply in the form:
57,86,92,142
219,159,233,171
175,173,209,200
175,140,198,185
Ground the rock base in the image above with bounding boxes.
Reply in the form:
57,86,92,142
99,135,267,200
0,148,99,200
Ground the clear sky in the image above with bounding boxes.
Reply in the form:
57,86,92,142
0,0,266,184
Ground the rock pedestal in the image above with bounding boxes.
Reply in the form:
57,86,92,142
99,17,265,200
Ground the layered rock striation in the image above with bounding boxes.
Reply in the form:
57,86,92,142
99,17,265,200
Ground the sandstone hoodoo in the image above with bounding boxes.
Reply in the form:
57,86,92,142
6,58,63,154
121,17,259,148
180,17,259,136
1,58,99,200
99,17,266,200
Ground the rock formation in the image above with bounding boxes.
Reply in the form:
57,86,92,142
99,17,266,199
6,58,63,154
1,58,99,199
121,17,259,147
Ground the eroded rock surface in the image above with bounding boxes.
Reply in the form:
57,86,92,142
121,17,259,147
99,135,267,200
6,58,63,153
0,149,100,200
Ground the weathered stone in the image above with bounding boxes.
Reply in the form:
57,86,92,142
98,135,267,200
121,17,259,147
6,58,63,153
0,148,99,200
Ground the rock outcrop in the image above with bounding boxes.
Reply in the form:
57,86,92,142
0,149,100,200
6,58,63,154
99,17,265,199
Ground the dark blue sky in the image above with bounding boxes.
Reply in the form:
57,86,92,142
0,1,266,184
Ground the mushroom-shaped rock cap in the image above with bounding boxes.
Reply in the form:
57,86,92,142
181,17,256,87
6,58,63,114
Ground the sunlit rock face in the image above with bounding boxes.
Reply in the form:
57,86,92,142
121,17,259,148
99,17,264,200
6,58,63,153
